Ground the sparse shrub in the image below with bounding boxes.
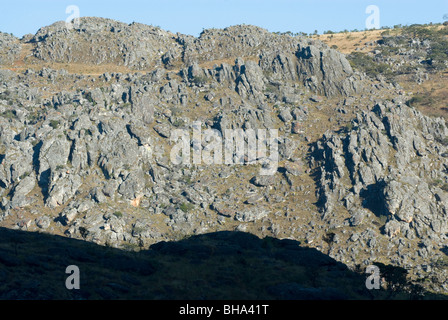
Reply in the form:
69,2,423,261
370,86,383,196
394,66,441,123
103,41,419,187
408,92,438,108
436,136,448,146
179,202,194,213
373,262,425,298
121,242,140,252
120,102,131,109
264,83,279,94
347,52,393,81
78,227,88,239
343,122,354,133
427,39,448,71
406,95,424,108
27,112,39,124
171,106,183,117
182,175,194,185
113,211,123,218
323,231,335,244
19,172,31,180
379,214,388,226
171,118,185,128
84,92,97,105
191,75,208,86
429,179,444,188
132,226,146,235
1,110,16,120
49,120,60,129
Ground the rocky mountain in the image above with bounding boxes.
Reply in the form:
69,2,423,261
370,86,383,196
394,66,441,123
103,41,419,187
0,17,448,298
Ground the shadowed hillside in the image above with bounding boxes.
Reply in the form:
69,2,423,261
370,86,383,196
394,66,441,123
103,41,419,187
0,228,445,300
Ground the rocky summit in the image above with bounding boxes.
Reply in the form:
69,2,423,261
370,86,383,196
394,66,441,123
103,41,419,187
0,17,448,299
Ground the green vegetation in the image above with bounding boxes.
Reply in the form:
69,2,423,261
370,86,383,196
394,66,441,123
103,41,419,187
19,171,31,180
119,102,131,109
113,211,123,218
0,90,11,101
181,174,194,186
436,137,448,146
171,118,185,128
401,24,448,40
191,75,208,86
49,120,60,129
273,31,306,37
402,25,448,70
84,92,97,105
264,83,279,94
382,24,448,72
427,40,448,71
342,121,355,133
179,202,195,213
0,110,16,120
347,52,394,81
323,231,336,245
27,112,40,124
121,242,141,252
170,106,183,117
429,179,444,188
405,94,432,108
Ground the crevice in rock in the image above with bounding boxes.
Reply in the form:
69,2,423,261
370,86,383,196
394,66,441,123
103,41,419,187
359,180,388,217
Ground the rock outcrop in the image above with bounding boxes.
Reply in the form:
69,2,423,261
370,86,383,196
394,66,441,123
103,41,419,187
0,18,447,296
311,101,448,275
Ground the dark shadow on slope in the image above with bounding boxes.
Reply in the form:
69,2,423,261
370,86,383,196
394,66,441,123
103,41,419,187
307,143,326,209
0,228,445,300
359,180,389,217
440,246,448,256
31,140,50,199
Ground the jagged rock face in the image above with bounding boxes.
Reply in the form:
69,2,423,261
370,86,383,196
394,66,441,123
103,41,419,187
0,32,21,65
312,102,448,250
308,101,448,293
0,140,34,187
180,25,301,64
29,18,363,97
32,17,180,70
2,18,448,295
295,42,358,96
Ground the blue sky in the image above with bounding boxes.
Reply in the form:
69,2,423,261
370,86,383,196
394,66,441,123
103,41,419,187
1,0,447,38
